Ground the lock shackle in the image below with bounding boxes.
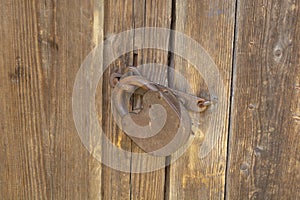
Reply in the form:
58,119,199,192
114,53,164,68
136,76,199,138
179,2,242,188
112,76,158,117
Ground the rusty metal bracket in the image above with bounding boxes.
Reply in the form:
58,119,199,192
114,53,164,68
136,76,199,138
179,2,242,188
111,66,212,113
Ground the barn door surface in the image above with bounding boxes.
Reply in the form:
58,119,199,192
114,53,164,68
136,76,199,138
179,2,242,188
0,0,299,199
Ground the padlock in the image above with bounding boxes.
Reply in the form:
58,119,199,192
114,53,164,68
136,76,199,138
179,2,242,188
111,75,192,156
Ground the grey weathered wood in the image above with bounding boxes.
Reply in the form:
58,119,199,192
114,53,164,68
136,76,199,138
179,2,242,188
227,0,300,199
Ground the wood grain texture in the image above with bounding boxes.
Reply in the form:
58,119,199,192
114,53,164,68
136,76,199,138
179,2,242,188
0,1,50,198
101,0,133,199
1,0,300,199
227,0,300,199
167,0,236,199
101,0,173,199
130,1,172,200
0,0,103,199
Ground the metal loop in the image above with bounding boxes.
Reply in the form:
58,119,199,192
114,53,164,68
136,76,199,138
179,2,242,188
109,72,122,87
112,75,158,117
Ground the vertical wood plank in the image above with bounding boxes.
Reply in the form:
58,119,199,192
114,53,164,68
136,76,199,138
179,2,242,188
101,1,173,199
0,0,49,198
0,0,103,199
227,0,300,199
44,0,103,198
91,0,104,198
101,0,133,199
167,0,236,199
130,1,172,200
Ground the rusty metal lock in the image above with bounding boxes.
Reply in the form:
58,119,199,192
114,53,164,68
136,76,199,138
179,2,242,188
111,75,192,156
110,66,211,112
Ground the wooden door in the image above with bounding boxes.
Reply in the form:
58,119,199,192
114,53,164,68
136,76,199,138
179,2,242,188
0,0,299,199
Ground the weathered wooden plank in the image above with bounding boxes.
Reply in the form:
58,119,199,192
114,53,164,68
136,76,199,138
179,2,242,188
130,1,172,200
101,1,173,199
41,0,103,199
101,0,133,199
167,0,236,199
227,0,300,199
0,0,103,199
0,1,50,198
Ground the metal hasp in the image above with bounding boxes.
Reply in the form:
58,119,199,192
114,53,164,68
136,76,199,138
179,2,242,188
110,67,211,156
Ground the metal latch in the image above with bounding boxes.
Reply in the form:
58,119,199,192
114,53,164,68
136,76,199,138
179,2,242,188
110,67,211,156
